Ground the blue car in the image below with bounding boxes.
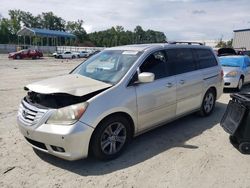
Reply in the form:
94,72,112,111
219,55,250,91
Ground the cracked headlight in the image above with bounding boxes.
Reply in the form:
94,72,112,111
47,102,88,125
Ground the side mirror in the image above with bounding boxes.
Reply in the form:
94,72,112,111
138,72,155,83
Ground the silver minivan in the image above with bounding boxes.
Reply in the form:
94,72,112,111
17,43,223,160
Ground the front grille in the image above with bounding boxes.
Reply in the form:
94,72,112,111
18,100,47,126
25,137,47,150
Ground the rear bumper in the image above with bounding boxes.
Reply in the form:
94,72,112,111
18,117,94,161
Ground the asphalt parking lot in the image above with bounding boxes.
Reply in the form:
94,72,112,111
1,55,250,188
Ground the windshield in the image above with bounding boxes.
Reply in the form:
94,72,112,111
72,50,142,84
219,57,244,67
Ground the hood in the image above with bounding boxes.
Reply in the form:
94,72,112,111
222,66,241,75
25,74,112,96
9,52,17,56
218,48,237,56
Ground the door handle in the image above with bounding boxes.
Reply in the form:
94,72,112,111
166,83,173,88
179,80,185,84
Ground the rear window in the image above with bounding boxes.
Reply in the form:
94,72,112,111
195,49,218,69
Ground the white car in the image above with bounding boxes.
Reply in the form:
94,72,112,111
219,55,250,91
78,51,90,58
55,51,79,59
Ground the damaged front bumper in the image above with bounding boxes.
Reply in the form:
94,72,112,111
17,100,94,161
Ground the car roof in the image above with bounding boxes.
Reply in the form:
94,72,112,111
107,43,212,52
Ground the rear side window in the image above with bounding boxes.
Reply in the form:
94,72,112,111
195,49,218,69
166,48,196,75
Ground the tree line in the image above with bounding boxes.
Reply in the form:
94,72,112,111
215,38,233,48
0,10,167,47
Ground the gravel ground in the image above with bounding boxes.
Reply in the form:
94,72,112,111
1,54,250,188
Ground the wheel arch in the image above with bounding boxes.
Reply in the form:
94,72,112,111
88,111,135,156
240,74,244,81
208,86,217,99
91,112,135,137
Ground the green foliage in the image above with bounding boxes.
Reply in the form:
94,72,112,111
0,18,12,43
215,38,233,48
40,12,65,30
89,25,166,47
0,9,167,46
65,20,88,43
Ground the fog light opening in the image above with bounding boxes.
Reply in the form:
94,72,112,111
51,145,65,153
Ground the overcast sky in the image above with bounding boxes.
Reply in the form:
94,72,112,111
0,0,250,41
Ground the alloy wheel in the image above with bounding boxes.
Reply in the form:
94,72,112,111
204,92,214,113
238,78,243,91
100,122,127,155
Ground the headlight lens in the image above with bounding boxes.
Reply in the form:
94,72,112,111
46,102,88,125
225,71,238,77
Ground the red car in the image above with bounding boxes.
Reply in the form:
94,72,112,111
8,49,43,59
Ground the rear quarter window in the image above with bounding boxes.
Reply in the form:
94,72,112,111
195,49,218,69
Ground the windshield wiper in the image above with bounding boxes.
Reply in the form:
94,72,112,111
94,78,114,85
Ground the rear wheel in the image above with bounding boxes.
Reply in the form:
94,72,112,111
199,89,216,116
72,55,76,59
239,142,250,154
90,115,131,160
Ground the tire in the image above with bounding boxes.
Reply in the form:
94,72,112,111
239,142,250,154
237,78,243,91
58,55,62,59
199,89,216,116
229,135,239,148
72,55,76,59
15,55,21,59
90,115,132,160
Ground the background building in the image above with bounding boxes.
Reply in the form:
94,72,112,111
233,29,250,51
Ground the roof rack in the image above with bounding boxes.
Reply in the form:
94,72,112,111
168,41,204,45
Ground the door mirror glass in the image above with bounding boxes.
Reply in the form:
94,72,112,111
138,72,155,83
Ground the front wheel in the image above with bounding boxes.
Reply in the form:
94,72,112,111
15,55,21,59
237,78,243,91
90,116,131,160
199,89,216,116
